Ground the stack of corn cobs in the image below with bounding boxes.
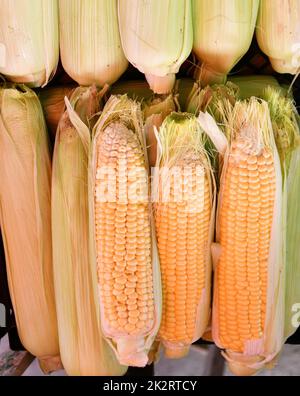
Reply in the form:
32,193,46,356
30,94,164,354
0,0,299,376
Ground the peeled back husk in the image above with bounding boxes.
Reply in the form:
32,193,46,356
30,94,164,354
192,0,259,85
59,0,128,87
0,84,61,373
52,86,126,376
0,0,59,87
256,0,300,74
118,0,193,94
90,95,162,367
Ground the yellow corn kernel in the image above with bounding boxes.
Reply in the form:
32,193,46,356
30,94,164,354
217,144,275,352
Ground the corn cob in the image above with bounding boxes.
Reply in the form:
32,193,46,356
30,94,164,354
199,98,285,375
118,0,193,94
52,86,126,375
59,0,128,87
90,95,161,367
152,113,215,358
0,0,59,87
0,84,61,373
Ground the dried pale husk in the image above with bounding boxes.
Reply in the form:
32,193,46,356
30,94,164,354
39,86,76,140
192,0,259,85
89,95,162,367
0,0,59,87
59,0,128,87
0,84,61,372
256,0,300,74
198,98,285,375
52,86,126,376
152,113,216,358
118,0,193,94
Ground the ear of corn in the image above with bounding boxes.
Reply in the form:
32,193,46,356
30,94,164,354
118,0,193,94
256,0,300,74
199,98,285,375
59,0,128,87
0,84,61,373
0,0,59,87
192,0,259,85
152,113,215,358
39,86,75,140
261,87,300,340
52,86,126,376
90,95,161,367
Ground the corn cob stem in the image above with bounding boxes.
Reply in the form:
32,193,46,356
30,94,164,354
145,74,176,96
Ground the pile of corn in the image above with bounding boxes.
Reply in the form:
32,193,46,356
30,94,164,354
0,0,299,377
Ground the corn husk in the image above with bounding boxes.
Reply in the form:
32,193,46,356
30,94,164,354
0,0,59,87
52,86,126,376
256,0,300,74
192,0,259,85
0,84,61,372
59,0,128,87
152,113,216,358
176,78,197,111
261,87,300,340
110,78,195,111
228,76,282,100
39,86,75,140
110,80,153,101
89,95,162,367
198,98,285,375
118,0,193,94
144,95,178,168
